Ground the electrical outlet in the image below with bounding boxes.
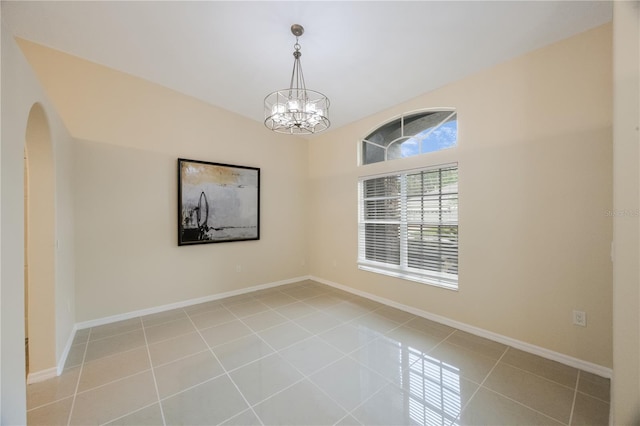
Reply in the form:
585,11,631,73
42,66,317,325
573,310,587,327
235,264,242,273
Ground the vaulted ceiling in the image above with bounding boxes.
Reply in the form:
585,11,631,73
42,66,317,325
2,1,612,131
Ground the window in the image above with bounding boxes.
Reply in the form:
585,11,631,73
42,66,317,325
358,164,458,289
361,109,457,165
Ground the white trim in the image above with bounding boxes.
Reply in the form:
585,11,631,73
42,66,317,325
75,276,311,330
360,108,458,166
310,275,612,379
26,367,58,384
360,107,457,152
56,324,79,376
358,161,459,181
28,326,79,383
54,273,611,381
358,164,459,291
358,264,458,291
51,276,310,377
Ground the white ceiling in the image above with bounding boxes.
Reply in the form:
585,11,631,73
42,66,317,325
2,1,612,132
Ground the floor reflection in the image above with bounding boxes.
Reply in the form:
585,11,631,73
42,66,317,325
383,335,462,425
408,349,461,425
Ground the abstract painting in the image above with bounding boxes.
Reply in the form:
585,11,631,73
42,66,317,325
178,158,260,245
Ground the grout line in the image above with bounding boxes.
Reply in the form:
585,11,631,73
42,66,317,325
66,325,93,426
474,385,572,426
74,369,153,396
150,347,212,369
141,317,167,426
215,408,258,426
220,292,366,419
184,308,265,426
476,345,509,387
337,331,456,423
333,413,355,426
297,367,354,421
75,343,148,369
97,401,160,426
154,371,227,402
442,329,506,357
490,357,579,393
436,330,582,394
26,356,94,411
85,326,145,345
27,395,75,413
142,314,191,330
31,282,307,424
293,311,420,422
450,343,510,425
569,370,581,425
146,328,210,348
196,294,319,355
310,352,394,419
225,376,308,422
464,346,573,425
187,305,239,334
62,343,155,397
37,281,601,426
222,292,349,349
340,380,390,424
421,328,458,360
308,325,376,357
574,388,611,405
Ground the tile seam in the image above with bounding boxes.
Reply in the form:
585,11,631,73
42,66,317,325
141,316,167,426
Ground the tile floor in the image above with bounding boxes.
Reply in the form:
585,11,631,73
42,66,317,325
26,280,610,425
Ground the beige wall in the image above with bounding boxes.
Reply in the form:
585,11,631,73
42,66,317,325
612,1,640,423
309,24,613,368
1,19,76,424
17,39,310,322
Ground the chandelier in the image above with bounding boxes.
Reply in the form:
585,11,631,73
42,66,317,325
264,24,330,135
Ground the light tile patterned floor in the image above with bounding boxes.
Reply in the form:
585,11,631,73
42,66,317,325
26,280,610,425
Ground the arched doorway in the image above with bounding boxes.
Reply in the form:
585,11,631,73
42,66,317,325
24,103,56,379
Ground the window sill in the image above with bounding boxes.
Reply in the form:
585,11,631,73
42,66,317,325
358,264,458,291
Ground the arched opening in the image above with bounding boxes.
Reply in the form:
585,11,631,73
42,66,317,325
24,103,56,379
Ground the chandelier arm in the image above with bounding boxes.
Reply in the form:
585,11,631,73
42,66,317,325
288,57,297,98
297,58,307,95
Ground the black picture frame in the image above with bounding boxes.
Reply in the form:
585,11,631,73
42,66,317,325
178,158,260,245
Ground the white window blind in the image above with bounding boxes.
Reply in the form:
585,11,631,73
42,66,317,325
358,164,458,289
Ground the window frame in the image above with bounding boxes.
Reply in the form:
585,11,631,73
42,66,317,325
360,107,457,166
358,163,459,291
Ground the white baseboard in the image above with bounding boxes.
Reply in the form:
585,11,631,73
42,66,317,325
27,324,78,382
310,275,613,379
27,367,58,384
57,273,611,381
50,276,310,377
75,275,311,330
57,324,79,375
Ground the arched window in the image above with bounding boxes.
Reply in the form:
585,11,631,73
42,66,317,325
361,109,457,165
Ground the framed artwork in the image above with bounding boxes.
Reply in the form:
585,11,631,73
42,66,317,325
178,158,260,245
